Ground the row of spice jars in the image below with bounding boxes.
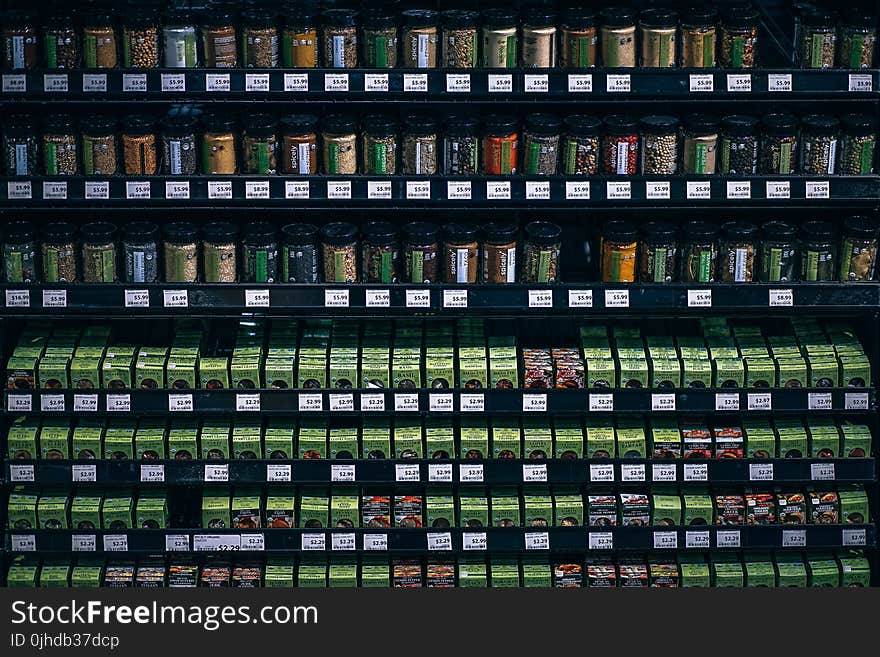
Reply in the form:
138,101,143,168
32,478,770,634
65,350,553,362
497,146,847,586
1,219,563,286
794,7,877,69
600,216,879,284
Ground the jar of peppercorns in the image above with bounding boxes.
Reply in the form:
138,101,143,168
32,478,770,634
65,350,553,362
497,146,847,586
800,114,839,176
603,115,639,176
720,6,758,68
640,115,680,175
719,115,759,175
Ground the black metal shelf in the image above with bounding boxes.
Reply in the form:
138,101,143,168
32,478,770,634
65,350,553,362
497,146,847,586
1,283,876,316
2,68,876,100
7,525,873,555
4,388,874,417
3,175,878,206
7,458,875,487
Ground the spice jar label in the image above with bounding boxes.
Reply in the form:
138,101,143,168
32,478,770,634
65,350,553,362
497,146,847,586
298,393,323,412
486,181,511,199
331,533,356,551
589,394,613,412
403,74,428,92
604,289,629,308
565,181,591,199
805,181,830,199
84,181,109,199
406,181,431,199
163,290,188,308
726,181,750,199
842,529,867,547
43,74,68,93
524,532,550,550
463,532,488,551
5,289,30,307
765,181,791,199
429,394,454,413
568,290,593,308
567,74,593,93
245,180,270,199
122,73,147,93
845,393,869,410
160,73,186,93
606,181,630,200
488,74,513,93
768,288,794,307
42,290,67,308
126,181,152,200
364,73,389,92
324,289,349,307
749,463,774,481
716,531,741,548
589,532,613,550
165,181,190,200
6,394,32,412
324,73,349,92
73,395,98,413
446,181,471,200
446,73,471,93
746,393,772,411
522,394,547,412
245,73,270,92
168,394,193,412
528,289,553,308
688,74,713,93
443,290,468,308
525,181,550,200
726,73,751,92
285,180,310,199
7,181,32,199
360,393,385,412
606,74,631,93
687,289,712,307
40,394,65,412
651,394,676,412
328,394,353,412
301,534,325,551
124,289,150,308
42,181,67,200
524,74,549,93
715,393,740,411
395,393,420,412
2,74,26,92
767,73,792,93
364,534,388,550
848,74,873,92
365,289,390,307
284,73,309,92
327,180,352,199
405,289,430,308
81,74,107,93
686,181,712,199
236,394,261,412
807,392,833,411
205,73,230,92
653,531,678,549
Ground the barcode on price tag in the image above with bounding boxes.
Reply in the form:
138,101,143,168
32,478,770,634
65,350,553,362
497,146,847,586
324,73,349,92
12,535,36,552
684,463,708,481
525,181,550,199
42,181,67,199
168,394,193,412
126,181,151,199
768,73,792,92
165,181,190,199
782,529,806,547
82,73,107,92
589,394,613,412
565,181,590,199
302,534,325,551
766,181,791,199
747,393,771,411
686,181,712,199
460,394,484,412
687,290,712,307
6,181,31,199
85,181,109,199
443,290,467,308
394,393,419,412
403,74,428,92
7,395,32,412
367,181,391,199
716,530,741,548
194,534,240,551
488,74,512,92
103,535,129,552
652,394,676,412
606,74,631,92
406,181,431,199
10,464,34,482
327,180,352,199
606,181,631,199
428,463,453,482
842,528,867,546
686,531,710,549
5,290,29,307
645,181,671,199
44,73,69,92
447,181,471,200
848,73,873,92
106,394,131,412
165,535,190,551
652,463,676,481
163,290,188,308
160,73,186,92
568,290,593,308
462,532,487,551
245,289,270,308
205,73,230,92
524,74,549,92
590,463,614,482
72,535,97,552
395,463,421,482
285,181,310,199
486,181,511,199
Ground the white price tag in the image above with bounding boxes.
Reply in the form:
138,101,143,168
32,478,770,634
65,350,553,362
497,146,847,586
621,463,645,482
285,180,309,199
284,73,309,92
715,393,740,411
7,394,32,412
245,180,270,199
462,532,488,551
168,393,193,412
525,181,550,199
72,535,97,552
808,392,833,411
769,289,793,307
726,181,751,199
6,181,31,199
327,180,352,199
328,393,353,412
395,463,421,482
403,73,428,92
140,464,165,483
72,464,96,482
684,463,708,481
5,290,30,307
164,180,190,200
446,73,471,93
2,74,26,92
266,464,291,482
459,464,484,483
126,181,151,199
525,532,550,550
805,181,830,199
528,289,553,308
123,289,149,308
687,289,712,308
42,181,67,200
524,73,549,92
686,531,710,549
82,73,107,92
394,393,419,412
405,289,430,308
565,181,591,199
726,73,752,92
11,535,36,552
324,289,349,307
208,180,233,199
810,462,835,481
74,394,98,412
652,463,677,482
653,531,678,549
589,532,613,550
205,73,230,92
568,289,593,308
606,74,631,92
716,530,741,548
460,394,484,412
645,181,671,199
767,73,792,92
651,394,676,412
606,181,631,199
194,534,240,551
747,393,772,411
163,289,188,308
590,463,614,482
427,532,453,551
298,393,323,412
364,534,388,551
749,463,774,481
364,73,388,92
121,73,147,92
522,393,547,412
429,394,454,413
848,73,873,92
9,464,34,482
689,73,714,92
568,74,593,92
365,289,390,307
360,393,385,412
447,181,472,200
103,535,129,552
85,181,109,199
331,464,356,482
245,73,269,92
522,464,548,482
40,394,65,412
486,181,511,199
488,74,513,92
782,529,806,548
766,181,791,199
165,535,190,551
245,289,270,308
443,290,468,308
686,181,712,199
604,289,629,308
367,180,392,199
331,533,356,551
406,181,431,199
845,393,869,410
204,464,229,482
160,73,186,92
589,394,613,412
842,528,867,546
428,463,453,482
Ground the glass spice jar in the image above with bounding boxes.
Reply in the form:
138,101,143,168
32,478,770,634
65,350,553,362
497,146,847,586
720,6,758,68
681,7,717,67
42,115,78,176
442,10,478,68
80,115,118,176
522,114,561,175
482,8,519,68
561,114,601,175
837,113,876,175
163,221,199,283
82,10,118,68
323,8,358,68
201,11,237,68
361,9,397,68
281,114,318,175
321,222,359,283
281,7,318,68
839,9,876,69
403,116,438,176
160,115,198,176
242,113,278,175
759,221,797,282
121,114,158,176
840,216,879,282
603,115,639,176
522,221,562,283
201,113,237,175
3,221,38,283
559,8,598,68
242,9,278,68
639,9,678,67
796,10,836,69
522,7,557,68
4,116,38,176
322,114,357,175
680,220,718,283
443,223,479,284
719,221,758,283
281,223,319,283
122,221,159,284
800,114,839,175
42,221,78,283
760,113,798,175
482,115,519,175
243,222,278,284
362,221,399,284
401,9,438,69
719,115,759,175
3,10,39,69
799,220,837,282
362,114,398,175
403,222,439,283
202,221,238,283
600,220,638,283
639,221,678,283
443,116,479,175
162,9,198,68
43,13,79,68
640,115,680,175
600,8,637,67
122,9,159,68
481,223,518,284
682,114,719,175
80,221,118,283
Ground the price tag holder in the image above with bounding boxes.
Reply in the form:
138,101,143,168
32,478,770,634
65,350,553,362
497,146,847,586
589,394,613,412
236,393,261,412
266,464,291,483
140,464,165,483
364,73,388,92
40,394,65,412
160,73,186,92
245,289,270,308
486,181,511,199
653,531,678,549
749,463,774,481
40,290,67,311
72,535,97,552
5,290,30,308
85,181,110,199
428,463,453,483
406,181,431,199
726,181,751,199
842,528,867,547
2,73,26,93
365,289,390,308
652,463,677,482
298,393,323,412
565,181,591,199
194,534,240,551
443,290,467,308
606,181,631,200
164,181,190,200
460,394,484,413
524,532,550,550
284,73,308,92
103,534,129,552
165,535,190,552
522,464,548,483
767,73,792,92
163,290,188,308
716,530,741,548
567,74,593,92
651,394,676,412
324,73,349,92
689,73,714,92
282,181,309,200
42,181,68,200
686,181,712,199
324,289,350,308
528,289,553,308
429,393,453,413
7,394,32,412
394,393,419,412
684,463,708,482
845,393,869,410
645,181,671,199
589,532,614,550
245,73,269,92
604,289,629,308
82,73,107,92
715,393,740,411
205,73,230,92
782,529,806,548
805,181,830,199
168,393,193,412
590,463,614,482
522,393,547,412
395,463,421,482
747,393,772,411
366,181,392,200
208,180,233,199
205,464,229,482
459,464,484,483
687,289,712,308
524,74,549,93
360,393,385,412
808,392,832,410
810,462,835,481
122,289,149,308
427,532,453,551
525,181,550,200
6,181,31,200
488,74,512,93
74,394,98,412
245,180,270,199
72,464,97,482
462,532,488,551
126,181,151,199
11,535,36,552
328,393,353,412
331,464,356,483
9,464,34,483
405,289,430,308
766,181,791,199
363,534,388,551
606,74,631,92
301,534,326,551
686,531,710,549
568,289,593,308
621,463,646,482
446,73,471,93
848,73,873,92
769,288,794,307
447,181,472,200
726,73,752,92
331,533,356,551
403,74,428,92
106,394,131,413
327,180,352,199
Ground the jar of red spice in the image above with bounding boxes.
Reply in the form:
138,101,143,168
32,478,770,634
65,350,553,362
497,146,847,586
602,115,639,175
482,114,519,175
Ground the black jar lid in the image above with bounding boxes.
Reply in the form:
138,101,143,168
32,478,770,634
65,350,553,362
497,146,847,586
126,8,158,29
81,221,117,244
721,6,759,28
124,221,159,241
443,222,480,243
561,7,597,29
362,114,398,135
202,221,238,243
522,7,556,27
83,10,115,26
282,5,315,27
442,9,478,29
681,6,718,26
482,8,518,28
163,221,199,244
640,8,678,29
362,221,398,245
81,115,116,135
841,113,875,135
721,221,758,240
44,114,75,134
721,114,758,136
281,114,318,134
162,9,195,25
801,9,837,29
362,8,396,29
761,112,798,136
322,8,357,27
281,223,319,245
639,115,680,133
404,221,439,244
682,220,718,239
564,114,602,136
799,220,836,242
201,11,236,28
525,221,562,245
844,215,879,237
243,113,276,135
244,222,276,243
842,8,876,28
600,7,636,28
444,116,478,136
43,221,77,243
4,221,35,243
642,221,678,243
242,9,276,29
525,113,561,136
603,220,638,243
684,113,719,134
321,221,358,245
3,9,34,25
761,220,796,241
401,9,438,28
161,114,198,135
483,222,518,244
44,12,76,29
604,115,639,135
404,115,437,135
121,114,156,135
483,114,519,136
323,114,357,135
201,113,237,133
801,114,839,135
